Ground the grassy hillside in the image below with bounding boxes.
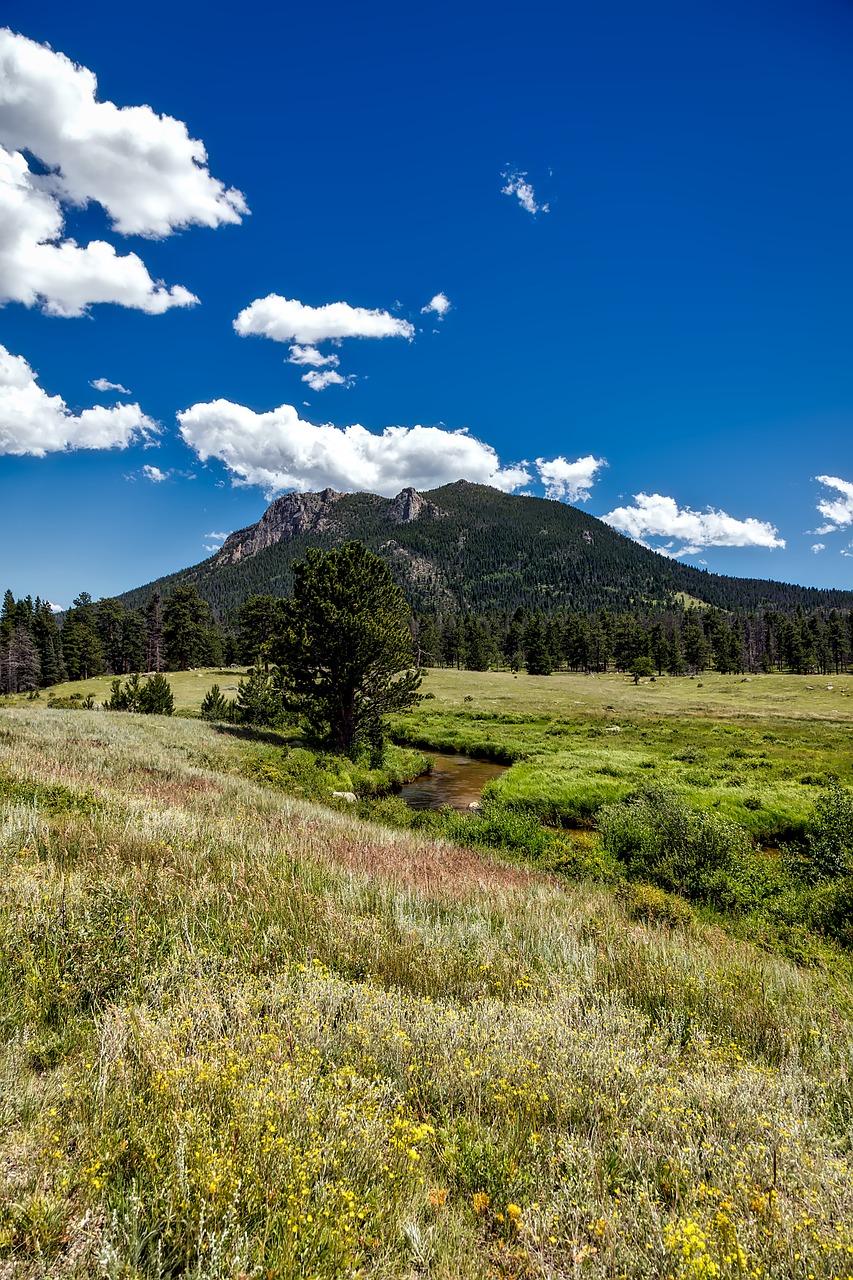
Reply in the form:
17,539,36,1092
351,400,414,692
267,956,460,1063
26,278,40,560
2,707,853,1276
118,482,853,618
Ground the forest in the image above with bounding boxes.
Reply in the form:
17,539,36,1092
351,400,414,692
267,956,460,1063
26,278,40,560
2,580,853,695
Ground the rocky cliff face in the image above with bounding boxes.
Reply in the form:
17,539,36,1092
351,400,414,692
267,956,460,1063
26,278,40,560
216,488,342,565
215,486,444,566
385,487,444,525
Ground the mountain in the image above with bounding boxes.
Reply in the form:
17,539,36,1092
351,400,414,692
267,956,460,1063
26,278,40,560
119,482,853,618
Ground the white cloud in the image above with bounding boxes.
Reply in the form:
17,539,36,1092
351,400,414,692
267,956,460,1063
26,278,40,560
536,455,606,503
91,376,131,394
178,398,531,498
812,543,826,554
0,29,246,316
0,343,157,455
301,369,354,392
0,145,198,316
287,345,340,369
0,29,247,237
501,168,548,215
205,531,229,541
421,292,451,317
815,475,853,529
601,493,785,552
142,464,167,482
234,294,414,346
47,601,63,613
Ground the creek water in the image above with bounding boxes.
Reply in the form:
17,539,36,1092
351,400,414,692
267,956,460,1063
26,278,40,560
398,751,508,812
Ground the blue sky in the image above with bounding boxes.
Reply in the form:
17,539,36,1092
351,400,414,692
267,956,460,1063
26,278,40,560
2,0,853,605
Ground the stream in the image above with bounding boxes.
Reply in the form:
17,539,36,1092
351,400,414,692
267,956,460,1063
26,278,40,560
398,751,508,811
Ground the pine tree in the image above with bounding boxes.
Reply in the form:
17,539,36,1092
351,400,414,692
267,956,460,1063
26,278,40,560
274,541,421,755
524,615,553,676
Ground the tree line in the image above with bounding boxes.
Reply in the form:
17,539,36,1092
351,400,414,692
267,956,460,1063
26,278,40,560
3,581,853,696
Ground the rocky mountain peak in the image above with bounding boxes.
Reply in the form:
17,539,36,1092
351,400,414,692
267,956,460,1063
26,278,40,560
216,488,342,565
386,487,444,526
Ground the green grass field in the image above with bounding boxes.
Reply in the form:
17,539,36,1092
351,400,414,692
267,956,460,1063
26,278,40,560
391,669,853,839
2,706,853,1276
8,665,853,841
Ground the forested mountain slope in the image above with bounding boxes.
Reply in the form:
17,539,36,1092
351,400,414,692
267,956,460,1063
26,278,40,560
119,482,853,617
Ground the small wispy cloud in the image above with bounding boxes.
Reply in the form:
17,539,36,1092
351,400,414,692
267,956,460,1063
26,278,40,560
287,345,340,369
91,377,131,395
815,475,853,529
203,529,230,552
421,292,451,318
301,369,355,392
142,464,168,483
812,543,826,554
501,168,549,215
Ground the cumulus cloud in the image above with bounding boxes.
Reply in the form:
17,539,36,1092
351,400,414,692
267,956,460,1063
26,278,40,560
142,464,167,482
501,168,548,215
812,543,826,554
815,475,853,529
0,29,247,236
178,398,531,498
234,295,414,346
601,493,785,553
0,343,157,455
536,455,606,503
91,376,131,394
0,145,198,316
421,292,451,317
0,29,245,316
301,369,354,392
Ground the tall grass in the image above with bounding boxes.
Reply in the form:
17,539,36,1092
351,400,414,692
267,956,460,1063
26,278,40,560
1,707,853,1276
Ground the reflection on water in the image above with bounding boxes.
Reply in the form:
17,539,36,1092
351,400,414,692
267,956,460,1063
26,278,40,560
398,751,507,811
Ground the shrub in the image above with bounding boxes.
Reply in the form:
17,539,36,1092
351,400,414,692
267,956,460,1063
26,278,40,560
806,781,853,882
543,834,620,882
804,875,853,946
616,883,693,928
598,787,750,904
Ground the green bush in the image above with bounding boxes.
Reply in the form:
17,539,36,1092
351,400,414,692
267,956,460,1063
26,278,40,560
542,835,621,882
805,781,853,882
616,883,694,928
599,787,750,904
804,875,853,946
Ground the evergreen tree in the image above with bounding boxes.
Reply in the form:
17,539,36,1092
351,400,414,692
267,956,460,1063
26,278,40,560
139,673,175,715
235,664,280,725
200,684,230,721
524,615,553,675
274,541,422,755
163,586,216,670
0,623,41,693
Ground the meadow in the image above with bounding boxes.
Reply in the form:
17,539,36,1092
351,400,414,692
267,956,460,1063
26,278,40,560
390,669,853,841
2,704,853,1277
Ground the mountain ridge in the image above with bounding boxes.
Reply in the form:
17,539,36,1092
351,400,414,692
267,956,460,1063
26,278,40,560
118,483,853,618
